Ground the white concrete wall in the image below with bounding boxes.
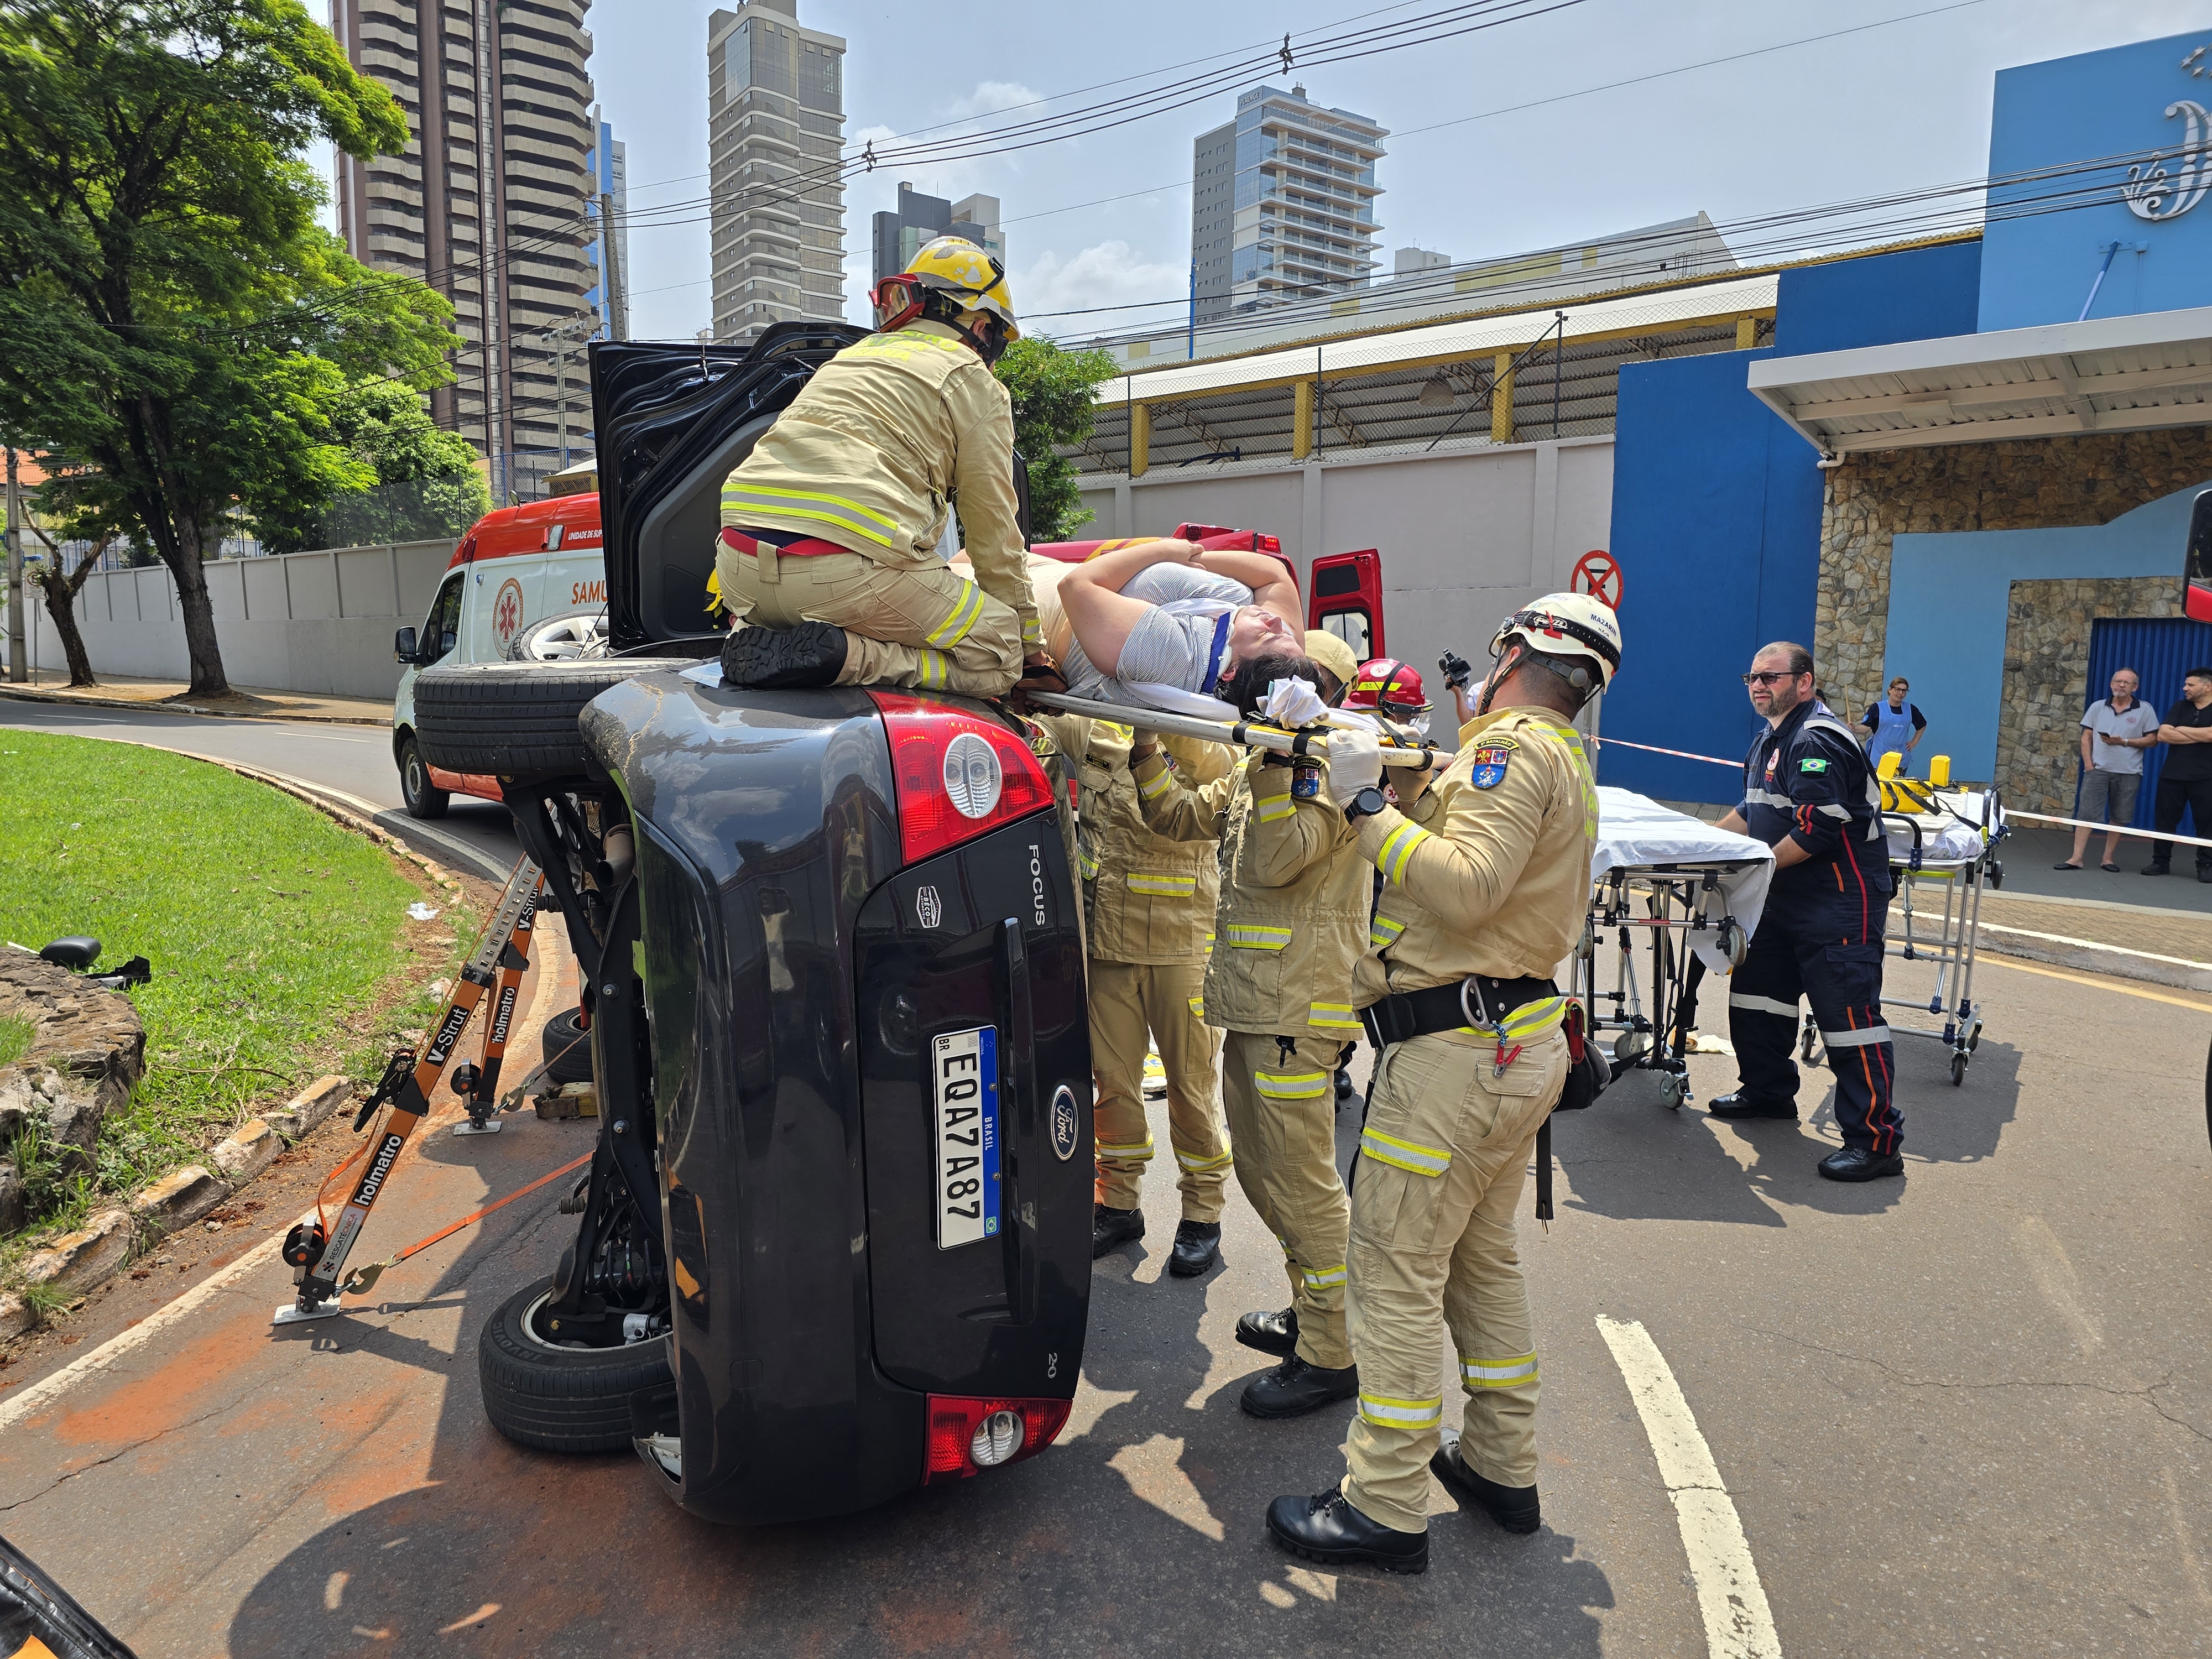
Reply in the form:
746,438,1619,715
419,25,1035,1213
22,540,452,700
1076,435,1615,734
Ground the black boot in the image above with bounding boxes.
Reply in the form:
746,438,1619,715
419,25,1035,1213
1707,1092,1797,1121
1167,1219,1220,1277
1234,1307,1298,1357
720,620,848,689
1334,1067,1354,1102
1431,1431,1542,1533
1266,1489,1428,1574
2142,860,2171,876
1241,1355,1358,1418
1817,1146,1904,1181
1091,1204,1145,1258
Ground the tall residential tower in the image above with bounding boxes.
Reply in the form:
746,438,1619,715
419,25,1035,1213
331,0,598,497
870,184,1005,286
1190,84,1385,325
707,2,848,341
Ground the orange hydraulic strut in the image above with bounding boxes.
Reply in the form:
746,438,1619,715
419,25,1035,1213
274,857,546,1327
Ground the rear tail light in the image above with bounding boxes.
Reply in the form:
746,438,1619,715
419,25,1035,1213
871,691,1056,864
924,1394,1074,1482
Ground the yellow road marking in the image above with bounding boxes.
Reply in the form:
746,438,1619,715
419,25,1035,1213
1974,953,2212,1014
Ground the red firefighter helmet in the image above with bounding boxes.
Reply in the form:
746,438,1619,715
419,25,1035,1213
1343,658,1432,719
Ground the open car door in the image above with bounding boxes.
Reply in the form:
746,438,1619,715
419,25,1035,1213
1308,548,1384,662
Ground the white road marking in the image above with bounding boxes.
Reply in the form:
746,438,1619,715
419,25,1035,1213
0,1235,286,1436
1596,1316,1782,1659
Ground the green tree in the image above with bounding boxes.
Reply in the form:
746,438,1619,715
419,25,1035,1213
252,381,493,554
0,0,463,697
995,335,1118,544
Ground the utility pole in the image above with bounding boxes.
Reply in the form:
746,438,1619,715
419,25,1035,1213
599,190,628,342
5,446,24,684
534,316,598,472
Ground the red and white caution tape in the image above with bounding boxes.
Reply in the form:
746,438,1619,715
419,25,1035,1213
1590,735,1742,770
2002,809,2212,853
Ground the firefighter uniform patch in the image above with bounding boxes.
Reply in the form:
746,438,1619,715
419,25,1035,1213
1469,743,1515,790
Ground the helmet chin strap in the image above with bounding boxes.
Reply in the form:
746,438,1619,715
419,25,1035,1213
1475,641,1522,717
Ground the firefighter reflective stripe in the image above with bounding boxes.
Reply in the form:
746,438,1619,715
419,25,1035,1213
1370,914,1407,950
1730,992,1799,1019
1126,872,1197,896
1820,1023,1892,1047
1544,723,1601,837
927,581,985,648
1358,1392,1443,1430
1256,792,1296,823
1188,994,1205,1018
1139,766,1174,800
1301,1262,1348,1288
1308,1001,1361,1031
1176,1146,1234,1173
1022,613,1044,645
1359,1127,1451,1176
720,483,899,548
1096,1133,1156,1161
1225,923,1292,950
1744,787,1795,809
914,649,951,690
1498,995,1567,1041
1254,1070,1330,1100
1375,820,1431,884
1461,1352,1538,1389
1079,845,1100,880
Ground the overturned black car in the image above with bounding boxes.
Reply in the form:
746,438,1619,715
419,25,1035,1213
411,326,1093,1525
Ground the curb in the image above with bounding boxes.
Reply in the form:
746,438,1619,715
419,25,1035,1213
0,682,387,727
1973,925,2212,995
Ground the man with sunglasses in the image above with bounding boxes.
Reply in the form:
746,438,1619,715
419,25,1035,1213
712,236,1058,700
1714,643,1903,1181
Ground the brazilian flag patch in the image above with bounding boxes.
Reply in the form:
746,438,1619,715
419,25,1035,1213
1800,757,1829,774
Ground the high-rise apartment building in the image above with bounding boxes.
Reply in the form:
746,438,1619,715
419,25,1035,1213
330,0,598,496
588,107,630,341
1190,84,1385,324
870,184,1005,286
707,2,848,341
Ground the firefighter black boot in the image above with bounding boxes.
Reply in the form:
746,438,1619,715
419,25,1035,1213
721,621,848,690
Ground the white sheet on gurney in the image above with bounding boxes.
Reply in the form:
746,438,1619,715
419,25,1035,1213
1885,816,1984,863
1593,788,1774,973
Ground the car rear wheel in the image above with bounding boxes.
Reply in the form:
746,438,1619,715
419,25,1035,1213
413,659,675,776
397,734,450,820
541,1008,595,1085
478,1277,672,1453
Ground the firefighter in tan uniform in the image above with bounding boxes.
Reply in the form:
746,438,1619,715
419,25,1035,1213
1081,722,1237,1274
1131,692,1373,1418
1266,592,1620,1576
713,237,1057,700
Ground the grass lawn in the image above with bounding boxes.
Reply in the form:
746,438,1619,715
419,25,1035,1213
1,729,468,1241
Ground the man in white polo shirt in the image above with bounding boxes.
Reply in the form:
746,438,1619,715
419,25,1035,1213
2058,667,2158,872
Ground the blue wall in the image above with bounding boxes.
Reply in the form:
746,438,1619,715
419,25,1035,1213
1981,29,2212,330
1881,479,2211,783
1601,240,1986,805
2085,617,2212,830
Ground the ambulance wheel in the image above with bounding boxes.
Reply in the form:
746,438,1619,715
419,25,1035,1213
1660,1073,1688,1111
414,659,681,776
397,734,449,820
1717,919,1747,969
1949,1050,1968,1087
478,1277,671,1453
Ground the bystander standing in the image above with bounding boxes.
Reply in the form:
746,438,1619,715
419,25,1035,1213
2057,667,2157,872
2145,666,2212,881
1859,677,1927,776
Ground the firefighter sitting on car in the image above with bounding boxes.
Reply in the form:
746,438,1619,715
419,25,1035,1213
1265,592,1616,1576
1128,667,1374,1420
712,237,1057,700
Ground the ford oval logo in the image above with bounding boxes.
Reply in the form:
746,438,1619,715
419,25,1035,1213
1049,1084,1081,1162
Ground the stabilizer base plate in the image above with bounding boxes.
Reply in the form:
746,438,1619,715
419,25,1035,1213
272,1301,346,1327
451,1119,504,1137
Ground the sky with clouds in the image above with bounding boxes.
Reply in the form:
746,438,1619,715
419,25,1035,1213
356,0,2212,343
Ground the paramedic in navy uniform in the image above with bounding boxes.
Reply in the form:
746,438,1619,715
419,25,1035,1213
1710,641,1905,1181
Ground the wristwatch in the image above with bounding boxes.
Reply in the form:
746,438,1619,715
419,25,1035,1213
1344,786,1389,822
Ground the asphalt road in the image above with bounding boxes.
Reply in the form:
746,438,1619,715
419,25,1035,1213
1,926,2207,1656
0,698,521,879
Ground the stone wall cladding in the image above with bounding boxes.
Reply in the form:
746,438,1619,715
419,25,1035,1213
1996,578,2184,815
1813,429,2212,724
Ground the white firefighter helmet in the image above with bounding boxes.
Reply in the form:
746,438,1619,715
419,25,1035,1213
1488,591,1623,695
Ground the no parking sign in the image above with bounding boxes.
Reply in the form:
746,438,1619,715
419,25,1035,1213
1571,550,1621,609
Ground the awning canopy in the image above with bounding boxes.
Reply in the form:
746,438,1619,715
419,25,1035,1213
1746,307,2212,456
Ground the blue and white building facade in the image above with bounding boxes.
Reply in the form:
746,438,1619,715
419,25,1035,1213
587,107,629,342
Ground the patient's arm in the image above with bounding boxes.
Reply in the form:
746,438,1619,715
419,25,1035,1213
1058,539,1199,677
1192,548,1300,630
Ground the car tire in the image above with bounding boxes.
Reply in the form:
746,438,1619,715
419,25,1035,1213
413,659,668,776
541,1008,595,1085
397,733,450,820
478,1276,672,1454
